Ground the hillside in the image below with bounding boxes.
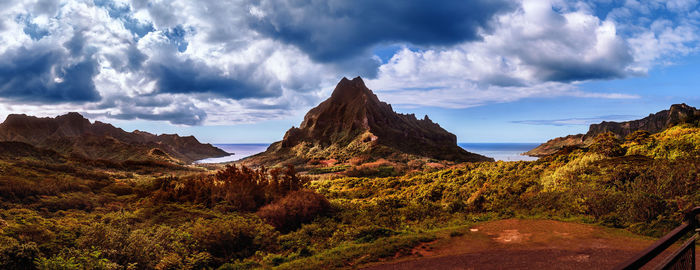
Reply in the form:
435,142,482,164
244,77,492,167
0,112,228,163
0,105,697,269
525,103,700,156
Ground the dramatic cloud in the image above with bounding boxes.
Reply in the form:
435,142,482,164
0,0,697,125
366,0,696,108
105,102,207,125
0,37,101,103
247,0,515,62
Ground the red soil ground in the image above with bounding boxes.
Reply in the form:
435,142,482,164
361,219,699,270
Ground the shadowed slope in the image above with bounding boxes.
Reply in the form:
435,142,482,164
0,112,228,163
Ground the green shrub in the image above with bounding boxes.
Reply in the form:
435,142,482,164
353,226,397,243
35,250,118,270
590,132,624,157
188,216,277,263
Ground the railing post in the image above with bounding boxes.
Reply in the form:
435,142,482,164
692,239,695,270
613,206,700,270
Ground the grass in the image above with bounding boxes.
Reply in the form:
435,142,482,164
307,165,351,175
274,233,436,270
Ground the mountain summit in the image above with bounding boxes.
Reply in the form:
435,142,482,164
246,77,492,166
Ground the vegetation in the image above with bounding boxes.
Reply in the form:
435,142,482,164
0,124,697,269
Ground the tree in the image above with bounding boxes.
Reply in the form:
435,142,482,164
590,132,624,157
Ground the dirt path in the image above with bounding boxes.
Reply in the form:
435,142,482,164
361,219,699,270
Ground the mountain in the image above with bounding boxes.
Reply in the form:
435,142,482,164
0,112,229,163
525,103,700,156
245,77,492,166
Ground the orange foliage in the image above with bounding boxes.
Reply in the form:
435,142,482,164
257,190,330,232
152,164,309,211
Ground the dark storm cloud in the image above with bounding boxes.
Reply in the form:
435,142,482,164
125,44,147,71
248,0,515,62
103,43,147,73
0,46,101,103
107,103,207,125
146,60,280,100
88,94,208,125
514,33,634,83
540,62,628,82
64,30,86,56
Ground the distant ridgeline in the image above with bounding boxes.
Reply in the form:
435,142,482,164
0,112,228,164
243,77,493,167
525,104,700,157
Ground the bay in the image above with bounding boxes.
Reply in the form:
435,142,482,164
458,143,539,162
195,142,539,164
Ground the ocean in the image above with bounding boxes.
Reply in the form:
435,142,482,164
458,143,539,162
195,144,270,164
195,142,539,164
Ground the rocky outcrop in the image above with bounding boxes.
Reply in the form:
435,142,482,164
0,112,229,163
245,77,492,166
524,134,585,157
584,103,699,140
525,104,699,156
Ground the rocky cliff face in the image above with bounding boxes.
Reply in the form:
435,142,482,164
525,104,700,156
0,112,229,163
246,77,492,166
584,103,699,141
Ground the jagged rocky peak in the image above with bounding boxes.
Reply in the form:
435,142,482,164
329,76,372,101
249,76,493,165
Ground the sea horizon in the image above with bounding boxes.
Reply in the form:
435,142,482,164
195,142,540,164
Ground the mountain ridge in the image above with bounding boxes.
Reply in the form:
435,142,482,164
525,103,700,156
0,112,229,163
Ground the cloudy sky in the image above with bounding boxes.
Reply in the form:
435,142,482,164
0,0,698,143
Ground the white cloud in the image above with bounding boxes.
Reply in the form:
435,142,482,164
368,0,639,108
0,0,697,125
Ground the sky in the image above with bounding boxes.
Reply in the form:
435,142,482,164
0,0,698,143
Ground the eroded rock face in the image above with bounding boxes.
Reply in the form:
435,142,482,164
0,113,228,163
585,103,699,141
525,104,700,156
247,77,492,166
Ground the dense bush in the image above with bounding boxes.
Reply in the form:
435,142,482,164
257,190,331,232
35,249,118,270
152,165,309,211
590,132,624,157
189,217,277,263
0,239,40,269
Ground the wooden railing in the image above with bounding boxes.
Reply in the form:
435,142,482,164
614,207,700,270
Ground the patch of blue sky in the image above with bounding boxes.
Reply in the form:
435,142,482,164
17,14,49,40
164,25,188,52
94,0,154,38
